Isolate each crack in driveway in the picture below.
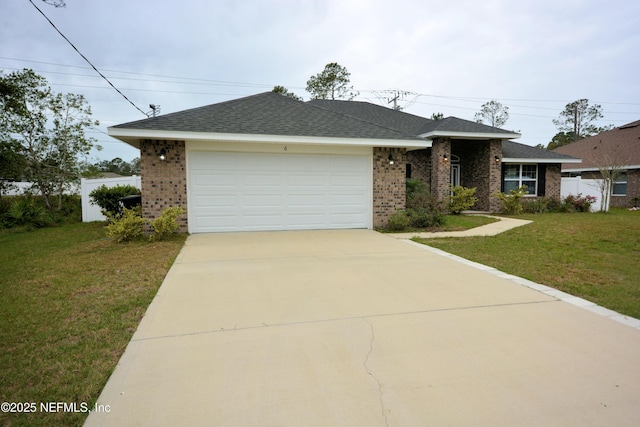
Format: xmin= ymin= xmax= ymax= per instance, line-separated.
xmin=363 ymin=317 xmax=390 ymax=427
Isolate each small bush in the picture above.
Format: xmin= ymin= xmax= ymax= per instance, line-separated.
xmin=409 ymin=207 xmax=446 ymax=228
xmin=522 ymin=197 xmax=552 ymax=214
xmin=562 ymin=193 xmax=596 ymax=212
xmin=447 ymin=186 xmax=477 ymax=214
xmin=493 ymin=185 xmax=528 ymax=215
xmin=89 ymin=184 xmax=140 ymax=218
xmin=406 ymin=178 xmax=428 ymax=197
xmin=106 ymin=206 xmax=146 ymax=242
xmin=4 ymin=197 xmax=50 ymax=229
xmin=48 ymin=195 xmax=82 ymax=224
xmin=388 ymin=209 xmax=412 ymax=231
xmin=150 ymin=206 xmax=185 ymax=240
xmin=406 ymin=179 xmax=432 ymax=211
xmin=386 ymin=179 xmax=447 ymax=231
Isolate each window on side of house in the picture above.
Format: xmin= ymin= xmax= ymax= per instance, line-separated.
xmin=613 ymin=172 xmax=627 ymax=196
xmin=504 ymin=164 xmax=537 ymax=196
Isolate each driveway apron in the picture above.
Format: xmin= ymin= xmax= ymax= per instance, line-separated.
xmin=85 ymin=230 xmax=640 ymax=427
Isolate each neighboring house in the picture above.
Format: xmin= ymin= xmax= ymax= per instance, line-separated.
xmin=553 ymin=120 xmax=640 ymax=208
xmin=108 ymin=92 xmax=579 ymax=233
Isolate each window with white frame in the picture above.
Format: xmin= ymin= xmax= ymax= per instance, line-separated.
xmin=504 ymin=164 xmax=537 ymax=195
xmin=613 ymin=172 xmax=627 ymax=196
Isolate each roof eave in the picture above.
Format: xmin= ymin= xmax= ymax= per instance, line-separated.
xmin=503 ymin=157 xmax=582 ymax=164
xmin=107 ymin=127 xmax=432 ymax=150
xmin=419 ymin=130 xmax=521 ymax=140
xmin=562 ymin=164 xmax=640 ymax=172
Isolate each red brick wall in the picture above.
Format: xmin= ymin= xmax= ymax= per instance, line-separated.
xmin=406 ymin=149 xmax=431 ymax=186
xmin=430 ymin=138 xmax=452 ymax=202
xmin=545 ymin=164 xmax=562 ymax=200
xmin=139 ymin=140 xmax=188 ymax=232
xmin=373 ymin=147 xmax=406 ymax=228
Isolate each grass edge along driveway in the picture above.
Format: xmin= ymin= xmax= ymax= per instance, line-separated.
xmin=0 ymin=222 xmax=186 ymax=427
xmin=417 ymin=208 xmax=640 ymax=320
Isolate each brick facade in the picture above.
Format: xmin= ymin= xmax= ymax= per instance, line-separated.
xmin=430 ymin=138 xmax=452 ymax=202
xmin=139 ymin=140 xmax=188 ymax=232
xmin=406 ymin=149 xmax=431 ymax=185
xmin=137 ymin=139 xmax=567 ymax=232
xmin=372 ymin=147 xmax=406 ymax=228
xmin=582 ymin=169 xmax=639 ymax=208
xmin=544 ymin=164 xmax=562 ymax=200
xmin=623 ymin=169 xmax=640 ymax=207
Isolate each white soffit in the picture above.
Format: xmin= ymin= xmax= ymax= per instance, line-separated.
xmin=108 ymin=128 xmax=432 ymax=150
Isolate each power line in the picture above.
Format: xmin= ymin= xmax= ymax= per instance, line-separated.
xmin=0 ymin=56 xmax=279 ymax=89
xmin=27 ymin=0 xmax=148 ymax=117
xmin=4 ymin=55 xmax=640 ymax=112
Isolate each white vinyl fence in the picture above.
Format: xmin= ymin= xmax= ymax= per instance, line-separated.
xmin=561 ymin=177 xmax=608 ymax=212
xmin=81 ymin=176 xmax=141 ymax=222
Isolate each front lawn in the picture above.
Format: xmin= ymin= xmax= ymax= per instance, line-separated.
xmin=416 ymin=209 xmax=640 ymax=319
xmin=380 ymin=213 xmax=498 ymax=233
xmin=0 ymin=223 xmax=186 ymax=427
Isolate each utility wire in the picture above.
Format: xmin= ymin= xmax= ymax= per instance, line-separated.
xmin=27 ymin=0 xmax=148 ymax=117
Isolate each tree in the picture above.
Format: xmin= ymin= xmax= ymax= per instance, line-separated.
xmin=552 ymin=99 xmax=612 ymax=143
xmin=0 ymin=69 xmax=98 ymax=210
xmin=0 ymin=140 xmax=27 ymax=196
xmin=430 ymin=112 xmax=444 ymax=121
xmin=595 ymin=156 xmax=624 ymax=212
xmin=546 ymin=131 xmax=575 ymax=150
xmin=306 ymin=62 xmax=359 ymax=100
xmin=474 ymin=100 xmax=509 ymax=128
xmin=95 ymin=157 xmax=133 ymax=175
xmin=81 ymin=157 xmax=141 ymax=177
xmin=272 ymin=85 xmax=302 ymax=101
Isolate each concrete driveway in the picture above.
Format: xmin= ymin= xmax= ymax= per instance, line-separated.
xmin=85 ymin=230 xmax=640 ymax=427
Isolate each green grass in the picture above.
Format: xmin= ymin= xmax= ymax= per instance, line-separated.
xmin=380 ymin=213 xmax=498 ymax=233
xmin=440 ymin=214 xmax=498 ymax=231
xmin=415 ymin=209 xmax=640 ymax=319
xmin=0 ymin=223 xmax=186 ymax=427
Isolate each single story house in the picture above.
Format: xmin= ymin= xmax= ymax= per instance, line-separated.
xmin=552 ymin=119 xmax=640 ymax=208
xmin=108 ymin=92 xmax=580 ymax=233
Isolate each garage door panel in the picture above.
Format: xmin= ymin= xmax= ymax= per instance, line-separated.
xmin=189 ymin=151 xmax=371 ymax=233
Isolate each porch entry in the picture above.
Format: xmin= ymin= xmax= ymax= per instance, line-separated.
xmin=450 ymin=154 xmax=460 ymax=188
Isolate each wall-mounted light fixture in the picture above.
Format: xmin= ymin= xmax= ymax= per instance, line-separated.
xmin=158 ymin=148 xmax=167 ymax=161
xmin=388 ymin=153 xmax=395 ymax=165
xmin=443 ymin=153 xmax=449 ymax=162
xmin=494 ymin=155 xmax=501 ymax=163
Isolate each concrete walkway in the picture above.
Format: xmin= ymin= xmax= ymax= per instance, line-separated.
xmin=386 ymin=215 xmax=533 ymax=239
xmin=85 ymin=230 xmax=640 ymax=427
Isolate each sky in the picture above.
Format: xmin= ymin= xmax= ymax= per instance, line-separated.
xmin=2 ymin=0 xmax=639 ymax=163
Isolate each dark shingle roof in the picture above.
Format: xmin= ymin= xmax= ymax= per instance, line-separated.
xmin=418 ymin=116 xmax=519 ymax=135
xmin=307 ymin=99 xmax=433 ymax=135
xmin=502 ymin=140 xmax=580 ymax=161
xmin=113 ymin=92 xmax=422 ymax=141
xmin=552 ymin=120 xmax=640 ymax=169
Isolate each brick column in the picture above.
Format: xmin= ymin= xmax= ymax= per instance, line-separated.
xmin=488 ymin=139 xmax=503 ymax=212
xmin=139 ymin=140 xmax=188 ymax=232
xmin=430 ymin=138 xmax=451 ymax=203
xmin=372 ymin=147 xmax=406 ymax=228
xmin=545 ymin=164 xmax=562 ymax=200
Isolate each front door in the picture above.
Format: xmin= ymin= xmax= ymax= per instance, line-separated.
xmin=451 ymin=164 xmax=460 ymax=188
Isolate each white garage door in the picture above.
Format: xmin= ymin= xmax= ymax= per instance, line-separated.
xmin=188 ymin=151 xmax=371 ymax=233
